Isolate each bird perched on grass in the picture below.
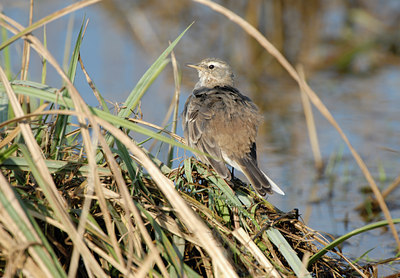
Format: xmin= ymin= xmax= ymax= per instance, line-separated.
xmin=182 ymin=58 xmax=285 ymax=198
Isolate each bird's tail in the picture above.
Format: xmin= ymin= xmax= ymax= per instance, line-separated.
xmin=261 ymin=170 xmax=285 ymax=196
xmin=239 ymin=158 xmax=285 ymax=197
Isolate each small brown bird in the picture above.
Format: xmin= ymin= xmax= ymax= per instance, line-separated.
xmin=182 ymin=58 xmax=285 ymax=197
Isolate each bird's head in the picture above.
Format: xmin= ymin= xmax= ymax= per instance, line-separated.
xmin=187 ymin=58 xmax=235 ymax=89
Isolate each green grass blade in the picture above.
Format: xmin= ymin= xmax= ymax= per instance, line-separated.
xmin=0 ymin=144 xmax=18 ymax=164
xmin=96 ymin=22 xmax=193 ymax=162
xmin=52 ymin=18 xmax=87 ymax=159
xmin=0 ymin=89 xmax=9 ymax=128
xmin=115 ymin=139 xmax=138 ymax=182
xmin=66 ymin=18 xmax=86 ymax=85
xmin=0 ymin=81 xmax=203 ymax=156
xmin=308 ymin=218 xmax=400 ymax=265
xmin=119 ymin=22 xmax=193 ymax=118
xmin=123 ymin=58 xmax=169 ymax=117
xmin=0 ymin=26 xmax=12 ymax=79
xmin=1 ymin=156 xmax=112 ymax=176
xmin=266 ymin=228 xmax=311 ymax=277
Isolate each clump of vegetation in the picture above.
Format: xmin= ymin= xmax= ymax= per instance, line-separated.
xmin=0 ymin=1 xmax=398 ymax=277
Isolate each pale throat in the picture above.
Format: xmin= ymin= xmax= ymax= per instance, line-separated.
xmin=195 ymin=74 xmax=234 ymax=89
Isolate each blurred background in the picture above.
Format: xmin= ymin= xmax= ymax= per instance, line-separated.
xmin=2 ymin=0 xmax=400 ymax=274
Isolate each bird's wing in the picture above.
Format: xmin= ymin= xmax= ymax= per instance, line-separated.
xmin=182 ymin=91 xmax=231 ymax=179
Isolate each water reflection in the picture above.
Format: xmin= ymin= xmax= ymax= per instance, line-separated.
xmin=3 ymin=0 xmax=400 ymax=274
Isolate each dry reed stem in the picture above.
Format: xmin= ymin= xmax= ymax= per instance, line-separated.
xmin=78 ymin=54 xmax=105 ymax=110
xmin=20 ymin=0 xmax=33 ymax=81
xmin=382 ymin=175 xmax=400 ymax=199
xmin=298 ymin=66 xmax=323 ymax=171
xmin=83 ymin=140 xmax=127 ymax=274
xmin=193 ymin=0 xmax=400 ymax=250
xmin=128 ymin=118 xmax=185 ymax=143
xmin=167 ymin=48 xmax=181 ymax=167
xmin=335 ymin=251 xmax=368 ymax=278
xmin=300 ymin=252 xmax=311 ymax=278
xmin=232 ymin=228 xmax=282 ymax=277
xmin=0 ymin=125 xmax=20 ymax=148
xmin=147 ymin=49 xmax=181 ymax=153
xmin=135 ymin=251 xmax=159 ymax=278
xmin=0 ymin=0 xmax=101 ymax=50
xmin=18 ymin=0 xmax=33 ymax=112
xmin=356 ymin=174 xmax=400 ymax=211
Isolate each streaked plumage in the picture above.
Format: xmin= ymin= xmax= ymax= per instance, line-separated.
xmin=182 ymin=58 xmax=285 ymax=197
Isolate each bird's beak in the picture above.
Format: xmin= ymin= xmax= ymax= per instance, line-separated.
xmin=186 ymin=63 xmax=203 ymax=71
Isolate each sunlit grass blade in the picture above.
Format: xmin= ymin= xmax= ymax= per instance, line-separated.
xmin=266 ymin=228 xmax=311 ymax=277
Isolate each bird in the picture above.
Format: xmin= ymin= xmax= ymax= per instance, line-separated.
xmin=182 ymin=58 xmax=285 ymax=198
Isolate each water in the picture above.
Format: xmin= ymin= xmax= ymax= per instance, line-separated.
xmin=2 ymin=0 xmax=400 ymax=275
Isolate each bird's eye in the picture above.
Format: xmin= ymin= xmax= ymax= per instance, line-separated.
xmin=208 ymin=64 xmax=214 ymax=69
